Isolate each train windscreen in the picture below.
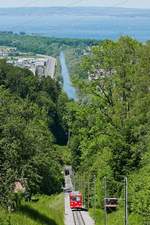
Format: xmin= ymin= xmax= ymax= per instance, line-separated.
xmin=71 ymin=196 xmax=81 ymax=202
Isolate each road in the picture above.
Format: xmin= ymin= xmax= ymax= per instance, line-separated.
xmin=46 ymin=56 xmax=57 ymax=79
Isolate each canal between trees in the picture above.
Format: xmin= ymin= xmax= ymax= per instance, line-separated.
xmin=59 ymin=52 xmax=76 ymax=100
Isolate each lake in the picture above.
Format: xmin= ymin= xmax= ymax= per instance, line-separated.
xmin=0 ymin=7 xmax=150 ymax=41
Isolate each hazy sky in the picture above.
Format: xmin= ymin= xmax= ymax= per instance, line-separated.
xmin=0 ymin=0 xmax=150 ymax=8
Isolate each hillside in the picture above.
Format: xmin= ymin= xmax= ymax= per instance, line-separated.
xmin=0 ymin=34 xmax=150 ymax=225
xmin=0 ymin=33 xmax=96 ymax=57
xmin=65 ymin=37 xmax=150 ymax=224
xmin=0 ymin=59 xmax=70 ymax=213
xmin=0 ymin=194 xmax=64 ymax=225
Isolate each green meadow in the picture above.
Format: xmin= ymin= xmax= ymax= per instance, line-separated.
xmin=0 ymin=194 xmax=64 ymax=225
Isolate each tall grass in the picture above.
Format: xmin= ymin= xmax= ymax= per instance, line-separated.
xmin=0 ymin=194 xmax=64 ymax=225
xmin=90 ymin=208 xmax=143 ymax=225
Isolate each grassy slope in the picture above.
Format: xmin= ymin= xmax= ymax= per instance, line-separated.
xmin=0 ymin=194 xmax=64 ymax=225
xmin=90 ymin=208 xmax=143 ymax=225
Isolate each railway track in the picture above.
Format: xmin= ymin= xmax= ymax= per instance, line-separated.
xmin=72 ymin=210 xmax=86 ymax=225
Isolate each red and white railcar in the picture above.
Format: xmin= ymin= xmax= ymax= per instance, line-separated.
xmin=69 ymin=191 xmax=83 ymax=209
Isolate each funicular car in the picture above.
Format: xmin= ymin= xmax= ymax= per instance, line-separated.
xmin=69 ymin=191 xmax=83 ymax=209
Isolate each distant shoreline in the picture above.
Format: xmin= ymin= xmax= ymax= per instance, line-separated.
xmin=0 ymin=6 xmax=150 ymax=10
xmin=0 ymin=7 xmax=149 ymax=41
xmin=0 ymin=31 xmax=98 ymax=41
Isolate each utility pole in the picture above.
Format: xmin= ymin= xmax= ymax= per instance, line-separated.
xmin=80 ymin=175 xmax=82 ymax=192
xmin=94 ymin=175 xmax=96 ymax=222
xmin=87 ymin=177 xmax=90 ymax=210
xmin=124 ymin=177 xmax=128 ymax=225
xmin=83 ymin=175 xmax=86 ymax=209
xmin=82 ymin=174 xmax=85 ymax=207
xmin=104 ymin=177 xmax=108 ymax=225
xmin=73 ymin=175 xmax=76 ymax=191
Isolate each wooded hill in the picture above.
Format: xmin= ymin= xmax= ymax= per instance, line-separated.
xmin=66 ymin=37 xmax=150 ymax=224
xmin=0 ymin=32 xmax=97 ymax=57
xmin=0 ymin=59 xmax=69 ymax=209
xmin=1 ymin=34 xmax=150 ymax=224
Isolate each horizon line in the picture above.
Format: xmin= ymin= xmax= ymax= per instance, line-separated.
xmin=0 ymin=6 xmax=149 ymax=10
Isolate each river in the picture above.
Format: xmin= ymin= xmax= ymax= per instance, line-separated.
xmin=59 ymin=52 xmax=76 ymax=100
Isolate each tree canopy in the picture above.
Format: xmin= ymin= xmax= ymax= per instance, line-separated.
xmin=0 ymin=60 xmax=69 ymax=208
xmin=66 ymin=37 xmax=150 ymax=217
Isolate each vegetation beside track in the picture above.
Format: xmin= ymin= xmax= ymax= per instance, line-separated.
xmin=1 ymin=32 xmax=150 ymax=224
xmin=0 ymin=194 xmax=64 ymax=225
xmin=90 ymin=208 xmax=143 ymax=225
xmin=67 ymin=37 xmax=150 ymax=222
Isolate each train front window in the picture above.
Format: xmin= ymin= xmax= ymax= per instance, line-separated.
xmin=71 ymin=196 xmax=81 ymax=202
xmin=71 ymin=196 xmax=76 ymax=201
xmin=76 ymin=197 xmax=80 ymax=202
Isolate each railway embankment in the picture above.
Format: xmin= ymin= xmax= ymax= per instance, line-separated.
xmin=64 ymin=168 xmax=95 ymax=225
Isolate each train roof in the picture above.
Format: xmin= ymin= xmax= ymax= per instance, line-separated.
xmin=70 ymin=191 xmax=82 ymax=196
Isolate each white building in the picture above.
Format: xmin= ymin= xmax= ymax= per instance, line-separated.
xmin=7 ymin=56 xmax=57 ymax=79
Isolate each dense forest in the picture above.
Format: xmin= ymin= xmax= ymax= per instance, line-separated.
xmin=0 ymin=59 xmax=70 ymax=212
xmin=1 ymin=33 xmax=150 ymax=225
xmin=66 ymin=37 xmax=150 ymax=224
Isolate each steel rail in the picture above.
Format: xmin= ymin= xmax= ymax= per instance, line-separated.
xmin=79 ymin=211 xmax=86 ymax=225
xmin=72 ymin=211 xmax=77 ymax=225
xmin=72 ymin=210 xmax=86 ymax=225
